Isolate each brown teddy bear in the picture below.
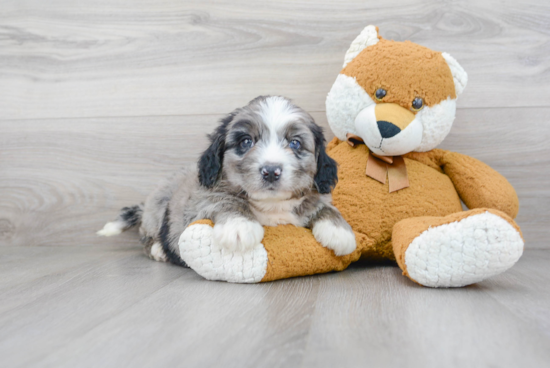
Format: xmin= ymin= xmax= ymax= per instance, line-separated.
xmin=178 ymin=25 xmax=524 ymax=287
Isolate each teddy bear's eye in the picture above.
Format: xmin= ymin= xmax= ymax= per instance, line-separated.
xmin=411 ymin=97 xmax=424 ymax=111
xmin=375 ymin=88 xmax=387 ymax=101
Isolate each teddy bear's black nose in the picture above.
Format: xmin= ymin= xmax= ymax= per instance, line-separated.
xmin=377 ymin=121 xmax=401 ymax=138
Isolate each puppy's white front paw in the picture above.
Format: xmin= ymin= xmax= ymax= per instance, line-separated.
xmin=313 ymin=219 xmax=356 ymax=256
xmin=213 ymin=217 xmax=265 ymax=252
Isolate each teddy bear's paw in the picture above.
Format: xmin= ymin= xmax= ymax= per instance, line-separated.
xmin=404 ymin=212 xmax=524 ymax=288
xmin=179 ymin=222 xmax=268 ymax=283
xmin=312 ymin=219 xmax=357 ymax=256
xmin=213 ymin=217 xmax=265 ymax=252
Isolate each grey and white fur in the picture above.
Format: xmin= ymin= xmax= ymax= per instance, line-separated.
xmin=98 ymin=96 xmax=356 ymax=266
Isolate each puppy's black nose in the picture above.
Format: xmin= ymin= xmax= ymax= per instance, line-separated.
xmin=377 ymin=120 xmax=401 ymax=138
xmin=260 ymin=166 xmax=282 ymax=183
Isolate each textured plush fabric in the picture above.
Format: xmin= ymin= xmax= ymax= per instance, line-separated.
xmin=178 ymin=25 xmax=523 ymax=287
xmin=326 ymin=73 xmax=376 ymax=142
xmin=341 ymin=38 xmax=456 ymax=109
xmin=392 ymin=208 xmax=523 ymax=287
xmin=179 ymin=140 xmax=522 ymax=284
xmin=329 ymin=139 xmax=463 ymax=261
xmin=440 ymin=152 xmax=520 ymax=218
xmin=326 ymin=31 xmax=465 ymax=152
xmin=179 ymin=220 xmax=268 ymax=283
xmin=179 ymin=219 xmax=367 ymax=283
xmin=441 ymin=52 xmax=468 ymax=96
xmin=342 ymin=25 xmax=381 ymax=68
xmin=260 ymin=225 xmax=364 ymax=282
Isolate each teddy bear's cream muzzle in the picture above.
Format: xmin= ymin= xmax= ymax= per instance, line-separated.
xmin=354 ymin=103 xmax=424 ymax=156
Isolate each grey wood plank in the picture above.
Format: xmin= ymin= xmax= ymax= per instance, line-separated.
xmin=1 ymin=108 xmax=547 ymax=249
xmin=0 ymin=246 xmax=136 ymax=292
xmin=36 ymin=276 xmax=320 ymax=368
xmin=479 ymin=249 xmax=550 ymax=338
xmin=0 ymin=247 xmax=186 ymax=368
xmin=1 ymin=0 xmax=549 ymax=120
xmin=300 ymin=254 xmax=550 ymax=368
xmin=1 ymin=247 xmax=549 ymax=368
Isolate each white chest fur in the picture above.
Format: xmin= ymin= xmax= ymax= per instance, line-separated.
xmin=250 ymin=197 xmax=305 ymax=227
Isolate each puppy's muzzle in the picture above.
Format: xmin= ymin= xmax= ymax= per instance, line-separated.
xmin=260 ymin=165 xmax=282 ymax=183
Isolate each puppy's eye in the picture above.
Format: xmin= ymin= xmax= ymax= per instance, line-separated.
xmin=289 ymin=139 xmax=301 ymax=150
xmin=411 ymin=97 xmax=424 ymax=111
xmin=240 ymin=138 xmax=254 ymax=150
xmin=375 ymin=88 xmax=387 ymax=101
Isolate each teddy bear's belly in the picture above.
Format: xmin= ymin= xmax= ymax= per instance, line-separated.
xmin=331 ymin=146 xmax=462 ymax=260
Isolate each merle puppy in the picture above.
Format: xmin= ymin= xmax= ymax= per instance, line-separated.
xmin=98 ymin=96 xmax=356 ymax=265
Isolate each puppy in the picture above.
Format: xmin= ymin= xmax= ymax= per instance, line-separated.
xmin=98 ymin=96 xmax=356 ymax=266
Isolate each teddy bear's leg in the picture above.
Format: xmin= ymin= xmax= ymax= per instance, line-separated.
xmin=392 ymin=208 xmax=524 ymax=288
xmin=179 ymin=220 xmax=367 ymax=283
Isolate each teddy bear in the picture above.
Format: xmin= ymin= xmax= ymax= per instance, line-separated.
xmin=178 ymin=25 xmax=524 ymax=287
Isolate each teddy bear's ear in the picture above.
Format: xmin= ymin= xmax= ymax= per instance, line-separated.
xmin=442 ymin=52 xmax=468 ymax=96
xmin=342 ymin=25 xmax=381 ymax=68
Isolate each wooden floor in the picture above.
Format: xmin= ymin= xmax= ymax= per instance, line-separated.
xmin=1 ymin=0 xmax=550 ymax=367
xmin=0 ymin=246 xmax=549 ymax=368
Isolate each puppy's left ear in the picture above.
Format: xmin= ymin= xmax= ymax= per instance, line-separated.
xmin=312 ymin=125 xmax=338 ymax=194
xmin=198 ymin=114 xmax=233 ymax=188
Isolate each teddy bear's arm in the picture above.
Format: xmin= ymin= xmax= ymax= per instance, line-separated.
xmin=439 ymin=151 xmax=519 ymax=218
xmin=179 ymin=220 xmax=367 ymax=283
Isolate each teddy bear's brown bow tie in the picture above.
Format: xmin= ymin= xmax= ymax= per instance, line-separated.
xmin=346 ymin=133 xmax=410 ymax=193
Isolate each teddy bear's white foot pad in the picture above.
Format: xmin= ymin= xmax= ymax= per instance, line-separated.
xmin=179 ymin=223 xmax=268 ymax=283
xmin=405 ymin=212 xmax=524 ymax=288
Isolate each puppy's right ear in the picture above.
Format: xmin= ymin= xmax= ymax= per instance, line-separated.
xmin=310 ymin=124 xmax=338 ymax=194
xmin=198 ymin=114 xmax=233 ymax=188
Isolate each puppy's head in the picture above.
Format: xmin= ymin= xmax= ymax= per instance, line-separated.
xmin=198 ymin=96 xmax=337 ymax=199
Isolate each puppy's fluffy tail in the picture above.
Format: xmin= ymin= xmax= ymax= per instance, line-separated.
xmin=97 ymin=204 xmax=143 ymax=237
